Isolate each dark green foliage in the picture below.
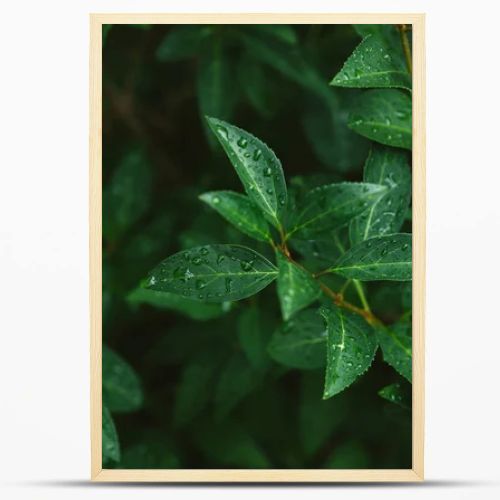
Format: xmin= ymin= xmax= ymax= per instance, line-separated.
xmin=103 ymin=23 xmax=412 ymax=470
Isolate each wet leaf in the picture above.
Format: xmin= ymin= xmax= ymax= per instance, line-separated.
xmin=287 ymin=182 xmax=387 ymax=238
xmin=145 ymin=244 xmax=277 ymax=302
xmin=102 ymin=346 xmax=143 ymax=413
xmin=377 ymin=318 xmax=412 ymax=382
xmin=126 ymin=287 xmax=232 ymax=321
xmin=331 ymin=34 xmax=411 ymax=90
xmin=378 ymin=381 xmax=411 ymax=409
xmin=320 ymin=304 xmax=378 ymax=398
xmin=102 ymin=405 xmax=120 ymax=465
xmin=206 ymin=117 xmax=287 ymax=228
xmin=276 ymin=251 xmax=321 ymax=320
xmin=349 ymin=145 xmax=411 ymax=245
xmin=268 ymin=309 xmax=327 ymax=369
xmin=329 ymin=233 xmax=412 ymax=281
xmin=199 ymin=190 xmax=272 ymax=243
xmin=348 ymin=89 xmax=412 ymax=149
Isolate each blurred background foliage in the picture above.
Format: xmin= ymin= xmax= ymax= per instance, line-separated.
xmin=102 ymin=23 xmax=411 ymax=469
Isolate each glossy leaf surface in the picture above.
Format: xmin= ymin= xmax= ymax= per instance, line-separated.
xmin=102 ymin=346 xmax=143 ymax=413
xmin=127 ymin=287 xmax=232 ymax=321
xmin=348 ymin=89 xmax=412 ymax=149
xmin=276 ymin=251 xmax=321 ymax=320
xmin=199 ymin=191 xmax=271 ymax=242
xmin=146 ymin=244 xmax=277 ymax=302
xmin=378 ymin=381 xmax=411 ymax=409
xmin=321 ymin=304 xmax=377 ymax=398
xmin=206 ymin=117 xmax=287 ymax=228
xmin=268 ymin=309 xmax=327 ymax=369
xmin=331 ymin=34 xmax=411 ymax=90
xmin=349 ymin=145 xmax=411 ymax=245
xmin=377 ymin=319 xmax=412 ymax=382
xmin=330 ymin=233 xmax=412 ymax=281
xmin=288 ymin=182 xmax=387 ymax=238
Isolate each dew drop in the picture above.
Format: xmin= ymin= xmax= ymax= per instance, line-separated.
xmin=237 ymin=137 xmax=248 ymax=149
xmin=216 ymin=125 xmax=228 ymax=140
xmin=200 ymin=247 xmax=209 ymax=256
xmin=263 ymin=166 xmax=272 ymax=177
xmin=225 ymin=277 xmax=232 ymax=292
xmin=217 ymin=255 xmax=225 ymax=265
xmin=195 ymin=279 xmax=206 ymax=290
xmin=192 ymin=256 xmax=202 ymax=265
xmin=253 ymin=149 xmax=262 ymax=161
xmin=212 ymin=196 xmax=220 ymax=204
xmin=381 ymin=248 xmax=388 ymax=256
xmin=266 ymin=188 xmax=273 ymax=195
xmin=402 ymin=243 xmax=409 ymax=251
xmin=240 ymin=260 xmax=254 ymax=271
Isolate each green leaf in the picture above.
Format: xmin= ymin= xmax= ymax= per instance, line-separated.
xmin=352 ymin=24 xmax=407 ymax=71
xmin=102 ymin=405 xmax=120 ymax=465
xmin=102 ymin=346 xmax=143 ymax=413
xmin=287 ymin=182 xmax=387 ymax=238
xmin=348 ymin=89 xmax=412 ymax=149
xmin=299 ymin=372 xmax=347 ymax=457
xmin=238 ymin=54 xmax=282 ymax=119
xmin=146 ymin=244 xmax=277 ymax=302
xmin=378 ymin=381 xmax=411 ymax=409
xmin=102 ymin=25 xmax=112 ymax=45
xmin=237 ymin=306 xmax=271 ymax=370
xmin=198 ymin=39 xmax=238 ymax=125
xmin=156 ymin=25 xmax=211 ymax=62
xmin=331 ymin=35 xmax=411 ymax=90
xmin=173 ymin=352 xmax=222 ymax=427
xmin=238 ymin=31 xmax=316 ymax=88
xmin=194 ymin=421 xmax=270 ymax=468
xmin=324 ymin=440 xmax=371 ymax=468
xmin=199 ymin=191 xmax=272 ymax=243
xmin=206 ymin=117 xmax=287 ymax=228
xmin=214 ymin=352 xmax=261 ymax=419
xmin=103 ymin=150 xmax=152 ymax=242
xmin=268 ymin=309 xmax=327 ymax=369
xmin=276 ymin=251 xmax=321 ymax=320
xmin=320 ymin=304 xmax=377 ymax=398
xmin=121 ymin=439 xmax=180 ymax=469
xmin=245 ymin=25 xmax=298 ymax=45
xmin=349 ymin=145 xmax=411 ymax=245
xmin=377 ymin=319 xmax=412 ymax=382
xmin=127 ymin=287 xmax=232 ymax=321
xmin=329 ymin=233 xmax=412 ymax=281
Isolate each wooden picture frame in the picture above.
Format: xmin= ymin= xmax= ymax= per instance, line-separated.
xmin=90 ymin=12 xmax=425 ymax=482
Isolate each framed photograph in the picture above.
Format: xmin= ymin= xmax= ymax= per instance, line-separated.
xmin=90 ymin=13 xmax=425 ymax=482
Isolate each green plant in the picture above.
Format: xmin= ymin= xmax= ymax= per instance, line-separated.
xmin=102 ymin=23 xmax=412 ymax=469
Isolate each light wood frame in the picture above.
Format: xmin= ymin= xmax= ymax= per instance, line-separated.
xmin=90 ymin=12 xmax=425 ymax=483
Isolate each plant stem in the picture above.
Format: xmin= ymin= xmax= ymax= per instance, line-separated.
xmin=318 ymin=282 xmax=382 ymax=326
xmin=398 ymin=24 xmax=412 ymax=74
xmin=282 ymin=233 xmax=382 ymax=326
xmin=353 ymin=279 xmax=371 ymax=312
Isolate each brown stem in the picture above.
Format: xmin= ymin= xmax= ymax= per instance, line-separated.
xmin=319 ymin=283 xmax=382 ymax=326
xmin=398 ymin=24 xmax=412 ymax=74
